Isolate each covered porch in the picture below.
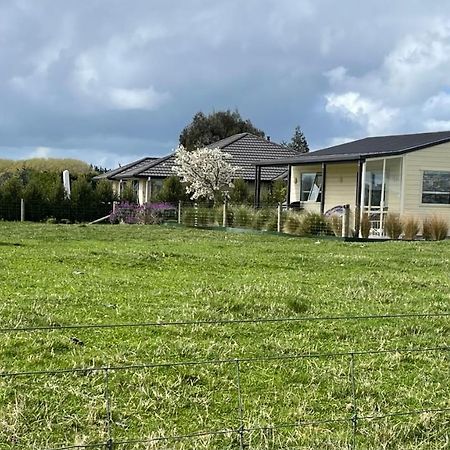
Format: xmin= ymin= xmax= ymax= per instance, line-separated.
xmin=255 ymin=155 xmax=404 ymax=236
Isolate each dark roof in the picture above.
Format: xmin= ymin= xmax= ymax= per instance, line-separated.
xmin=109 ymin=157 xmax=160 ymax=179
xmin=137 ymin=133 xmax=300 ymax=181
xmin=92 ymin=157 xmax=159 ymax=180
xmin=207 ymin=133 xmax=299 ymax=180
xmin=256 ymin=130 xmax=450 ymax=166
xmin=138 ymin=154 xmax=176 ymax=178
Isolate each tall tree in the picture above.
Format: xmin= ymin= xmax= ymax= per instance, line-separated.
xmin=286 ymin=126 xmax=309 ymax=153
xmin=179 ymin=110 xmax=265 ymax=150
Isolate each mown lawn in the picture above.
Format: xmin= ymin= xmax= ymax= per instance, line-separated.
xmin=0 ymin=222 xmax=449 ymax=449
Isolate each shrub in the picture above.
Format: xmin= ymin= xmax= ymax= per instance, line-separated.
xmin=360 ymin=213 xmax=371 ymax=238
xmin=182 ymin=207 xmax=196 ymax=227
xmin=283 ymin=211 xmax=302 ymax=234
xmin=297 ymin=212 xmax=331 ymax=236
xmin=422 ymin=218 xmax=432 ymax=241
xmin=252 ymin=208 xmax=273 ymax=230
xmin=328 ymin=215 xmax=342 ymax=237
xmin=384 ymin=214 xmax=402 ymax=239
xmin=231 ymin=205 xmax=254 ymax=228
xmin=402 ymin=216 xmax=420 ymax=240
xmin=425 ymin=216 xmax=448 ymax=241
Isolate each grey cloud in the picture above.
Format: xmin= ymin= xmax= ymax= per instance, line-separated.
xmin=2 ymin=0 xmax=450 ymax=167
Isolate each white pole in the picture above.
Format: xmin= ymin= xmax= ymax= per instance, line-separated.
xmin=360 ymin=161 xmax=366 ymax=236
xmin=20 ymin=198 xmax=25 ymax=222
xmin=342 ymin=204 xmax=350 ymax=238
xmin=277 ymin=203 xmax=282 ymax=232
xmin=380 ymin=158 xmax=386 ymax=233
xmin=178 ymin=201 xmax=182 ymax=224
xmin=222 ymin=200 xmax=227 ymax=227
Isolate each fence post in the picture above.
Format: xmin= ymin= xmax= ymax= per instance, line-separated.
xmin=235 ymin=359 xmax=245 ymax=450
xmin=342 ymin=204 xmax=350 ymax=238
xmin=104 ymin=367 xmax=114 ymax=450
xmin=277 ymin=203 xmax=282 ymax=233
xmin=112 ymin=201 xmax=117 ymax=214
xmin=194 ymin=202 xmax=198 ymax=228
xmin=350 ymin=353 xmax=358 ymax=449
xmin=178 ymin=201 xmax=182 ymax=224
xmin=223 ymin=200 xmax=227 ymax=228
xmin=20 ymin=198 xmax=25 ymax=222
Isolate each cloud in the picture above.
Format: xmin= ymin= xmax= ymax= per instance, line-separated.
xmin=325 ymin=92 xmax=399 ymax=136
xmin=108 ymin=87 xmax=169 ymax=110
xmin=28 ymin=146 xmax=52 ymax=158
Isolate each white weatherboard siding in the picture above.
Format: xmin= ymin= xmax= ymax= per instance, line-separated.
xmin=403 ymin=142 xmax=450 ymax=228
xmin=324 ymin=163 xmax=358 ymax=212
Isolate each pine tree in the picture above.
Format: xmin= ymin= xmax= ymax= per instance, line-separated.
xmin=288 ymin=126 xmax=309 ymax=153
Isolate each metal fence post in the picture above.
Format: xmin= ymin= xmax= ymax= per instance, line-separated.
xmin=194 ymin=202 xmax=198 ymax=228
xmin=277 ymin=203 xmax=282 ymax=233
xmin=350 ymin=353 xmax=358 ymax=449
xmin=178 ymin=201 xmax=182 ymax=224
xmin=104 ymin=368 xmax=114 ymax=450
xmin=235 ymin=359 xmax=245 ymax=450
xmin=20 ymin=198 xmax=25 ymax=222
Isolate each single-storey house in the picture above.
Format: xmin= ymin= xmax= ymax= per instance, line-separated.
xmin=94 ymin=133 xmax=299 ymax=204
xmin=255 ymin=130 xmax=450 ymax=235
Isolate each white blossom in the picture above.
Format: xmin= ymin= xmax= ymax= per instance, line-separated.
xmin=173 ymin=145 xmax=238 ymax=201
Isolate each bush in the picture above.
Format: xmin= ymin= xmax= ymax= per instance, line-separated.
xmin=423 ymin=216 xmax=448 ymax=241
xmin=252 ymin=208 xmax=277 ymax=231
xmin=328 ymin=215 xmax=342 ymax=237
xmin=402 ymin=216 xmax=420 ymax=240
xmin=231 ymin=205 xmax=254 ymax=228
xmin=422 ymin=218 xmax=432 ymax=241
xmin=283 ymin=211 xmax=302 ymax=234
xmin=182 ymin=207 xmax=196 ymax=227
xmin=297 ymin=212 xmax=331 ymax=236
xmin=110 ymin=202 xmax=175 ymax=225
xmin=384 ymin=214 xmax=402 ymax=239
xmin=360 ymin=213 xmax=371 ymax=238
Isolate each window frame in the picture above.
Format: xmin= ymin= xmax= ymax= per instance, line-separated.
xmin=300 ymin=172 xmax=322 ymax=203
xmin=421 ymin=170 xmax=450 ymax=205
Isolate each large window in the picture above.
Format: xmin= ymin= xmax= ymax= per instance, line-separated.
xmin=422 ymin=171 xmax=450 ymax=204
xmin=300 ymin=173 xmax=322 ymax=202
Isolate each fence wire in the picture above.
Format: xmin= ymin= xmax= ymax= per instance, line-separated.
xmin=0 ymin=313 xmax=449 ymax=449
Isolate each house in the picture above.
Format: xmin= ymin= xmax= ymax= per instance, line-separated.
xmin=94 ymin=133 xmax=300 ymax=204
xmin=254 ymin=131 xmax=450 ymax=235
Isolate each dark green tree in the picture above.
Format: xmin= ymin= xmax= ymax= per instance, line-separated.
xmin=229 ymin=178 xmax=250 ymax=204
xmin=71 ymin=176 xmax=97 ymax=221
xmin=286 ymin=126 xmax=309 ymax=153
xmin=157 ymin=176 xmax=188 ymax=203
xmin=179 ymin=110 xmax=265 ymax=150
xmin=0 ymin=175 xmax=23 ymax=220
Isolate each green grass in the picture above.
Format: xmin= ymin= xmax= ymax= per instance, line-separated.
xmin=0 ymin=223 xmax=449 ymax=449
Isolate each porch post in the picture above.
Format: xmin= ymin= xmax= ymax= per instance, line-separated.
xmin=146 ymin=177 xmax=152 ymax=202
xmin=286 ymin=165 xmax=291 ymax=207
xmin=254 ymin=166 xmax=262 ymax=208
xmin=355 ymin=159 xmax=364 ymax=236
xmin=320 ymin=163 xmax=327 ymax=215
xmin=380 ymin=158 xmax=386 ymax=232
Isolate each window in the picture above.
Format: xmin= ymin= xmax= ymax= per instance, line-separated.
xmin=300 ymin=173 xmax=322 ymax=202
xmin=422 ymin=171 xmax=450 ymax=204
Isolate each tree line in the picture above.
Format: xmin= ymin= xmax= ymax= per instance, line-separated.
xmin=0 ymin=169 xmax=115 ymax=222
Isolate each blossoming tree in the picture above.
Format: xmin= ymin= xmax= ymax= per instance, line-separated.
xmin=173 ymin=145 xmax=238 ymax=201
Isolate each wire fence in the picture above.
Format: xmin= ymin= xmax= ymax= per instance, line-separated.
xmin=1 ymin=312 xmax=449 ymax=449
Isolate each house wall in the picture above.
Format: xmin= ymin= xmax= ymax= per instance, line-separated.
xmin=138 ymin=179 xmax=147 ymax=205
xmin=323 ymin=163 xmax=358 ymax=212
xmin=403 ymin=142 xmax=450 ymax=227
xmin=112 ymin=180 xmax=121 ymax=196
xmin=290 ymin=163 xmax=358 ymax=215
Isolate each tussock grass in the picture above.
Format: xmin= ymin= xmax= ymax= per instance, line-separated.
xmin=0 ymin=223 xmax=449 ymax=448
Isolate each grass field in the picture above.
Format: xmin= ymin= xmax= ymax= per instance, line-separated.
xmin=0 ymin=222 xmax=449 ymax=449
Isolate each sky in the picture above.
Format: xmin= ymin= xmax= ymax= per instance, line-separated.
xmin=1 ymin=0 xmax=450 ymax=169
